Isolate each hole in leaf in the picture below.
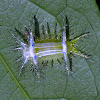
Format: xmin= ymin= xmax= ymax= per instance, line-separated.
xmin=96 ymin=0 xmax=100 ymax=10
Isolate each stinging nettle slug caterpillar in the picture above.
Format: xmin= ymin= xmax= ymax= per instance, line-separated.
xmin=12 ymin=15 xmax=89 ymax=76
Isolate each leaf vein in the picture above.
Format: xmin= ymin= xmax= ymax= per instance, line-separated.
xmin=0 ymin=54 xmax=31 ymax=100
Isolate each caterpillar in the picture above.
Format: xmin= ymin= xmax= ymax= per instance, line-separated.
xmin=13 ymin=15 xmax=89 ymax=76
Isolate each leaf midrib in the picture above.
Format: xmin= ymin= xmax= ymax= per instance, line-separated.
xmin=0 ymin=54 xmax=30 ymax=100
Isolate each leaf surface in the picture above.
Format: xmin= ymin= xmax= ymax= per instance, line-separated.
xmin=0 ymin=0 xmax=100 ymax=100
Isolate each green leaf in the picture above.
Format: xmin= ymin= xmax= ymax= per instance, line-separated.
xmin=0 ymin=0 xmax=100 ymax=99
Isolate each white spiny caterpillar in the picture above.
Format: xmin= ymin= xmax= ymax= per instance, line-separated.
xmin=13 ymin=30 xmax=69 ymax=75
xmin=13 ymin=15 xmax=89 ymax=76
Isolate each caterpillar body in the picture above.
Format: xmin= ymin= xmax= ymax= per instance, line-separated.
xmin=13 ymin=15 xmax=88 ymax=76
